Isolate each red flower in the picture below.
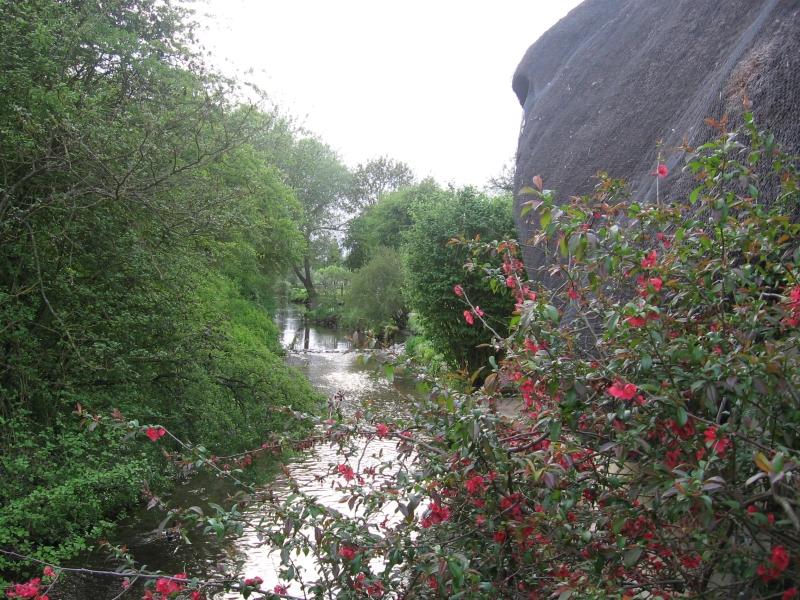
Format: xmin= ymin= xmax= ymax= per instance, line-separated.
xmin=337 ymin=464 xmax=355 ymax=481
xmin=5 ymin=578 xmax=41 ymax=598
xmin=625 ymin=316 xmax=646 ymax=327
xmin=637 ymin=275 xmax=662 ymax=296
xmin=665 ymin=450 xmax=681 ymax=468
xmin=493 ymin=530 xmax=507 ymax=543
xmin=274 ymin=585 xmax=288 ymax=595
xmin=367 ymin=581 xmax=384 ymax=597
xmin=42 ymin=568 xmax=55 ymax=578
xmin=454 ymin=285 xmax=464 ymax=297
xmin=465 ymin=475 xmax=485 ymax=495
xmin=651 ymin=164 xmax=669 ymax=177
xmin=771 ymin=545 xmax=791 ymax=570
xmin=525 ymin=339 xmax=539 ymax=353
xmin=474 ymin=306 xmax=484 ymax=317
xmin=156 ymin=575 xmax=185 ymax=594
xmin=567 ymin=287 xmax=578 ymax=300
xmin=703 ymin=426 xmax=730 ymax=454
xmin=463 ymin=310 xmax=474 ymax=325
xmin=668 ymin=419 xmax=695 ymax=439
xmin=145 ymin=427 xmax=166 ymax=441
xmin=375 ymin=423 xmax=388 ymax=437
xmin=421 ymin=502 xmax=450 ymax=528
xmin=641 ymin=250 xmax=658 ymax=268
xmin=681 ymin=555 xmax=702 ymax=569
xmin=608 ymin=378 xmax=637 ymax=400
xmin=757 ymin=564 xmax=782 ymax=583
xmin=783 ymin=588 xmax=798 ymax=600
xmin=338 ymin=547 xmax=356 ymax=560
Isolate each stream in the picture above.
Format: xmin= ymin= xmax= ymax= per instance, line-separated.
xmin=58 ymin=306 xmax=416 ymax=599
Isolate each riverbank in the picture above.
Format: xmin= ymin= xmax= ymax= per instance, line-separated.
xmin=56 ymin=307 xmax=416 ymax=599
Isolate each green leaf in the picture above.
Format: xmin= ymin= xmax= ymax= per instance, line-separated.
xmin=540 ymin=208 xmax=551 ymax=229
xmin=545 ymin=305 xmax=559 ymax=323
xmin=624 ymin=547 xmax=643 ymax=567
xmin=549 ymin=419 xmax=562 ymax=442
xmin=676 ymin=406 xmax=688 ymax=427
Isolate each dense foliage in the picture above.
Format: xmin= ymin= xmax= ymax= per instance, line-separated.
xmin=343 ymin=181 xmax=420 ymax=270
xmin=404 ymin=184 xmax=522 ymax=372
xmin=348 ymin=156 xmax=415 ymax=211
xmin=0 ymin=0 xmax=320 ymax=578
xmin=21 ymin=113 xmax=797 ymax=600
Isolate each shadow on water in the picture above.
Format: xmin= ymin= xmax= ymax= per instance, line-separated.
xmin=57 ymin=306 xmax=416 ymax=599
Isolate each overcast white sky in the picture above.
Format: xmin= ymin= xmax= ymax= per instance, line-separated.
xmin=198 ymin=1 xmax=583 ymax=188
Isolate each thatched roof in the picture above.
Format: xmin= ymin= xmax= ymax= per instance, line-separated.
xmin=513 ymin=0 xmax=800 ymax=284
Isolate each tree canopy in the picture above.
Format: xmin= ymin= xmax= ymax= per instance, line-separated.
xmin=403 ymin=184 xmax=521 ymax=372
xmin=348 ymin=155 xmax=415 ymax=210
xmin=0 ymin=0 xmax=320 ymax=574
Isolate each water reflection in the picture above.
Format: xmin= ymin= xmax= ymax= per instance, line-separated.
xmin=274 ymin=307 xmax=352 ymax=352
xmin=60 ymin=306 xmax=416 ymax=600
xmin=223 ymin=307 xmax=416 ymax=597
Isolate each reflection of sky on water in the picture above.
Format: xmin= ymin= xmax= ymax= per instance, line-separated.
xmin=58 ymin=307 xmax=416 ymax=600
xmin=274 ymin=307 xmax=353 ymax=352
xmin=219 ymin=308 xmax=417 ymax=598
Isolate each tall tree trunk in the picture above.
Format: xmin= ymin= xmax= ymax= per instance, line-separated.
xmin=292 ymin=256 xmax=317 ymax=307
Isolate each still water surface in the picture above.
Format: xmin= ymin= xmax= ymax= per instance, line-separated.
xmin=60 ymin=307 xmax=415 ymax=599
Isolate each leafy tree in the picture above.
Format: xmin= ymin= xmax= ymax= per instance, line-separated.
xmin=343 ymin=246 xmax=408 ymax=330
xmin=349 ymin=155 xmax=415 ymax=210
xmin=403 ymin=185 xmax=520 ymax=372
xmin=486 ymin=157 xmax=515 ymax=194
xmin=316 ymin=264 xmax=351 ymax=297
xmin=325 ymin=238 xmax=343 ymax=267
xmin=276 ymin=136 xmax=352 ymax=302
xmin=343 ymin=179 xmax=433 ymax=270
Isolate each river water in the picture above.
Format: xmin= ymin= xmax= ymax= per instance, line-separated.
xmin=58 ymin=307 xmax=416 ymax=599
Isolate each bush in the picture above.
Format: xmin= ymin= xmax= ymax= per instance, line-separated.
xmin=8 ymin=116 xmax=800 ymax=600
xmin=304 ymin=296 xmax=343 ymax=327
xmin=343 ymin=247 xmax=407 ymax=331
xmin=404 ymin=186 xmax=521 ymax=373
xmin=290 ymin=287 xmax=309 ymax=304
xmin=236 ymin=114 xmax=800 ymax=599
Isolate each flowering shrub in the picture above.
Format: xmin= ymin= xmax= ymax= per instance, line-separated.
xmin=277 ymin=113 xmax=797 ymax=599
xmin=5 ymin=114 xmax=799 ymax=600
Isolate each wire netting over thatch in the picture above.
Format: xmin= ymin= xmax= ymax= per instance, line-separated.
xmin=512 ymin=0 xmax=800 ymax=287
